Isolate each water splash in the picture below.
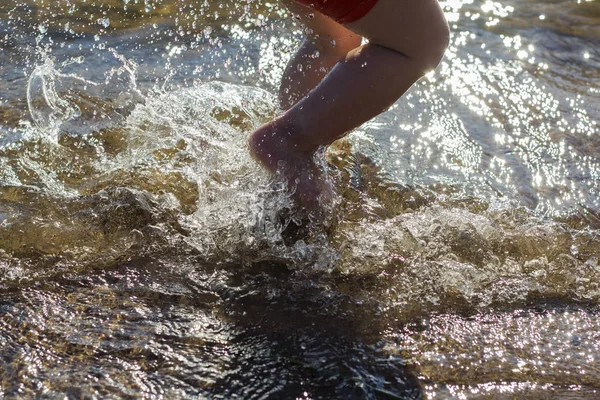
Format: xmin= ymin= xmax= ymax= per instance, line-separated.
xmin=2 ymin=0 xmax=600 ymax=398
xmin=26 ymin=51 xmax=143 ymax=140
xmin=27 ymin=58 xmax=79 ymax=135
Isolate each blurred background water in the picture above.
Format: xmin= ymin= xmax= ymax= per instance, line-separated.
xmin=0 ymin=0 xmax=599 ymax=398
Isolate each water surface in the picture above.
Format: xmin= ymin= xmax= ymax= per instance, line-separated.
xmin=1 ymin=0 xmax=600 ymax=398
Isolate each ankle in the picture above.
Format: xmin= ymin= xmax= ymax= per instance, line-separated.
xmin=276 ymin=113 xmax=324 ymax=154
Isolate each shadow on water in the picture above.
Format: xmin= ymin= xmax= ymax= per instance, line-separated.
xmin=1 ymin=256 xmax=423 ymax=399
xmin=211 ymin=261 xmax=423 ymax=399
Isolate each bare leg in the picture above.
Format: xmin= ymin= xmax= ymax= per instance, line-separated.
xmin=279 ymin=1 xmax=362 ymax=109
xmin=249 ymin=0 xmax=449 ymax=207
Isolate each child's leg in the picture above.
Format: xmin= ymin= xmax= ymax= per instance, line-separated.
xmin=278 ymin=0 xmax=362 ymax=109
xmin=249 ymin=0 xmax=449 ymax=203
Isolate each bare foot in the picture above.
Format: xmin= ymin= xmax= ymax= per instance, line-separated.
xmin=248 ymin=118 xmax=332 ymax=210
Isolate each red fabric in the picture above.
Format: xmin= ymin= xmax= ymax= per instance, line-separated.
xmin=293 ymin=0 xmax=378 ymax=24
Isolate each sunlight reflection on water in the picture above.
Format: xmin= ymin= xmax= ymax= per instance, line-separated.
xmin=0 ymin=0 xmax=599 ymax=398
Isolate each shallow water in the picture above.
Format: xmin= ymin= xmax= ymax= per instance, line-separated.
xmin=1 ymin=0 xmax=599 ymax=398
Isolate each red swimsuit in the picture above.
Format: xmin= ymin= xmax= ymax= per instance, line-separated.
xmin=293 ymin=0 xmax=379 ymax=24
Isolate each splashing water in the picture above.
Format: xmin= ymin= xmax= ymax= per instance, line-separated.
xmin=1 ymin=0 xmax=600 ymax=398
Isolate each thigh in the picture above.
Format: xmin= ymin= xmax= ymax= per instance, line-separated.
xmin=281 ymin=0 xmax=361 ymax=53
xmin=292 ymin=0 xmax=378 ymax=24
xmin=345 ymin=0 xmax=449 ymax=60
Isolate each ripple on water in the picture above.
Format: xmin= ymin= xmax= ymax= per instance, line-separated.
xmin=1 ymin=0 xmax=600 ymax=398
xmin=388 ymin=307 xmax=600 ymax=399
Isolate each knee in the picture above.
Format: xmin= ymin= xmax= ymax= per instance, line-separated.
xmin=395 ymin=19 xmax=450 ymax=75
xmin=375 ymin=7 xmax=450 ymax=74
xmin=425 ymin=23 xmax=450 ymax=71
xmin=411 ymin=20 xmax=450 ymax=73
xmin=377 ymin=24 xmax=448 ymax=75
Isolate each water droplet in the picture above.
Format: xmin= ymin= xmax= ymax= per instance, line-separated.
xmin=571 ymin=244 xmax=579 ymax=256
xmin=97 ymin=18 xmax=111 ymax=28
